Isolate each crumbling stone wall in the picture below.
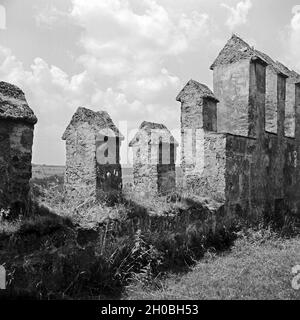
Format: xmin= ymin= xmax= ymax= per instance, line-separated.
xmin=131 ymin=142 xmax=160 ymax=195
xmin=184 ymin=132 xmax=227 ymax=202
xmin=285 ymin=78 xmax=296 ymax=137
xmin=275 ymin=63 xmax=300 ymax=138
xmin=0 ymin=82 xmax=37 ymax=213
xmin=295 ymin=84 xmax=300 ymax=195
xmin=0 ymin=120 xmax=34 ymax=211
xmin=177 ymin=80 xmax=220 ymax=197
xmin=129 ymin=122 xmax=177 ymax=196
xmin=157 ymin=164 xmax=176 ymax=195
xmin=178 ymin=35 xmax=300 ymax=218
xmin=131 ymin=143 xmax=176 ymax=196
xmin=213 ymin=58 xmax=299 ymax=217
xmin=225 ymin=135 xmax=255 ymax=215
xmin=64 ymin=122 xmax=97 ymax=198
xmin=96 ymin=164 xmax=122 ymax=198
xmin=63 ymin=107 xmax=123 ymax=201
xmin=213 ymin=60 xmax=250 ymax=136
xmin=265 ymin=66 xmax=278 ymax=134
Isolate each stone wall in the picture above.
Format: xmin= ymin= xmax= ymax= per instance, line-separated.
xmin=132 ymin=164 xmax=157 ymax=196
xmin=157 ymin=164 xmax=176 ymax=195
xmin=64 ymin=122 xmax=123 ymax=200
xmin=184 ymin=131 xmax=227 ymax=203
xmin=131 ymin=138 xmax=156 ymax=196
xmin=96 ymin=164 xmax=122 ymax=200
xmin=283 ymin=138 xmax=298 ymax=210
xmin=223 ymin=65 xmax=299 ymax=217
xmin=226 ymin=133 xmax=299 ymax=217
xmin=0 ymin=119 xmax=34 ymax=212
xmin=179 ymin=56 xmax=300 ymax=219
xmin=213 ymin=60 xmax=250 ymax=136
xmin=248 ymin=58 xmax=266 ymax=138
xmin=64 ymin=123 xmax=97 ymax=199
xmin=180 ymin=130 xmax=299 ymax=219
xmin=131 ymin=134 xmax=177 ymax=196
xmin=265 ymin=67 xmax=278 ymax=134
xmin=225 ymin=135 xmax=255 ymax=215
xmin=285 ymin=79 xmax=296 ymax=138
xmin=179 ymin=84 xmax=219 ymax=193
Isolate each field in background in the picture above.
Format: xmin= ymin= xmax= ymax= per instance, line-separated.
xmin=32 ymin=164 xmax=184 ymax=187
xmin=32 ymin=164 xmax=65 ymax=179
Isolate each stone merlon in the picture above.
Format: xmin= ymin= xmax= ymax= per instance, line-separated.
xmin=62 ymin=107 xmax=124 ymax=141
xmin=62 ymin=106 xmax=123 ymax=201
xmin=129 ymin=121 xmax=178 ymax=147
xmin=176 ymin=79 xmax=219 ymax=103
xmin=129 ymin=121 xmax=178 ymax=196
xmin=210 ymin=34 xmax=293 ymax=78
xmin=0 ymin=81 xmax=37 ymax=214
xmin=0 ymin=81 xmax=37 ymax=125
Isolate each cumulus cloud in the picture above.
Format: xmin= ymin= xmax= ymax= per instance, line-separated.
xmin=221 ymin=0 xmax=252 ymax=30
xmin=1 ymin=0 xmax=212 ymax=164
xmin=70 ymin=0 xmax=209 ymax=103
xmin=35 ymin=6 xmax=65 ymax=28
xmin=0 ymin=46 xmax=149 ymax=164
xmin=71 ymin=0 xmax=209 ymax=55
xmin=0 ymin=44 xmax=180 ymax=165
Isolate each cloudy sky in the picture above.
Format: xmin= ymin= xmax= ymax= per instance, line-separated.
xmin=0 ymin=0 xmax=299 ymax=165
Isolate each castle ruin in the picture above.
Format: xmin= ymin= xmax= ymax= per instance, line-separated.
xmin=60 ymin=34 xmax=300 ymax=220
xmin=0 ymin=81 xmax=37 ymax=214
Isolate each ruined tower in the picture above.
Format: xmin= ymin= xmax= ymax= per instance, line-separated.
xmin=129 ymin=121 xmax=178 ymax=196
xmin=62 ymin=107 xmax=124 ymax=200
xmin=0 ymin=81 xmax=37 ymax=214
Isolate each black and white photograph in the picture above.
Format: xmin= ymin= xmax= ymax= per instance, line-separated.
xmin=0 ymin=0 xmax=300 ymax=312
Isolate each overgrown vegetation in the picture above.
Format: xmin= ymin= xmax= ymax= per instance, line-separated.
xmin=0 ymin=177 xmax=299 ymax=300
xmin=125 ymin=228 xmax=300 ymax=300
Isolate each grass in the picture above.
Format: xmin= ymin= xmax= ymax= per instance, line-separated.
xmin=125 ymin=229 xmax=300 ymax=300
xmin=0 ymin=179 xmax=240 ymax=299
xmin=1 ymin=177 xmax=300 ymax=300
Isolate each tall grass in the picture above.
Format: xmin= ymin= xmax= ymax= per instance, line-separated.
xmin=0 ymin=184 xmax=239 ymax=299
xmin=1 ymin=177 xmax=299 ymax=300
xmin=125 ymin=228 xmax=300 ymax=300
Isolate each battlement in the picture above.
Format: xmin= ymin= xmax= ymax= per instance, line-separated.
xmin=62 ymin=107 xmax=123 ymax=200
xmin=211 ymin=34 xmax=300 ymax=139
xmin=177 ymin=35 xmax=300 ymax=217
xmin=129 ymin=121 xmax=178 ymax=195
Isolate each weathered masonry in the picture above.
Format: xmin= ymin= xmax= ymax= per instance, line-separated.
xmin=178 ymin=35 xmax=300 ymax=218
xmin=62 ymin=107 xmax=124 ymax=200
xmin=0 ymin=81 xmax=37 ymax=213
xmin=129 ymin=121 xmax=178 ymax=196
xmin=177 ymin=80 xmax=220 ymax=198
